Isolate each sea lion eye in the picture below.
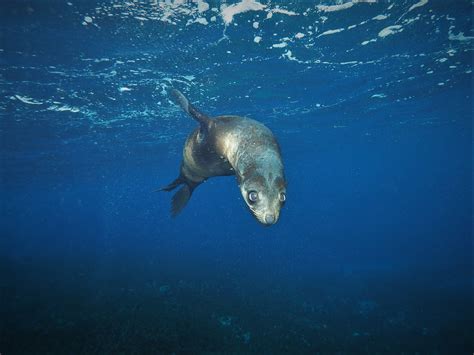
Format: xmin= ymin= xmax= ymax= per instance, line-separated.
xmin=248 ymin=191 xmax=258 ymax=203
xmin=279 ymin=192 xmax=286 ymax=202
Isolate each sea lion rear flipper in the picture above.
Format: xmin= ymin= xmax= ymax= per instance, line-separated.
xmin=157 ymin=177 xmax=183 ymax=192
xmin=169 ymin=89 xmax=211 ymax=132
xmin=171 ymin=184 xmax=193 ymax=217
xmin=158 ymin=176 xmax=195 ymax=216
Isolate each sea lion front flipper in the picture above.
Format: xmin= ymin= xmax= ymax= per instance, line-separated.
xmin=169 ymin=89 xmax=211 ymax=134
xmin=171 ymin=184 xmax=193 ymax=217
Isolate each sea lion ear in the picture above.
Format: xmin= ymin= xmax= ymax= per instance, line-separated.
xmin=275 ymin=176 xmax=287 ymax=190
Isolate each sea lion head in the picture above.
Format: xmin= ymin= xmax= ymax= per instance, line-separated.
xmin=238 ymin=161 xmax=287 ymax=226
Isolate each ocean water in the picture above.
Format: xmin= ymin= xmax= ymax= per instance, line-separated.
xmin=1 ymin=0 xmax=472 ymax=353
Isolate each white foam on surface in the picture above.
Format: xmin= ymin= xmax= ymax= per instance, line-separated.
xmin=317 ymin=0 xmax=376 ymax=13
xmin=220 ymin=3 xmax=297 ymax=24
xmin=193 ymin=17 xmax=209 ymax=25
xmin=220 ymin=0 xmax=266 ymax=25
xmin=449 ymin=31 xmax=474 ymax=41
xmin=13 ymin=95 xmax=43 ymax=105
xmin=281 ymin=50 xmax=300 ymax=62
xmin=378 ymin=25 xmax=403 ymax=38
xmin=408 ymin=0 xmax=428 ymax=12
xmin=397 ymin=0 xmax=429 ymax=23
xmin=317 ymin=2 xmax=354 ymax=12
xmin=340 ymin=61 xmax=358 ymax=65
xmin=47 ymin=105 xmax=80 ymax=113
xmin=361 ymin=38 xmax=377 ymax=45
xmin=373 ymin=14 xmax=388 ymax=20
xmin=195 ymin=0 xmax=209 ymax=13
xmin=268 ymin=8 xmax=297 ymax=16
xmin=319 ymin=28 xmax=345 ymax=37
xmin=7 ymin=0 xmax=470 ymax=132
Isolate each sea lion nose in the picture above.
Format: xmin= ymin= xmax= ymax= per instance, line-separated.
xmin=264 ymin=213 xmax=275 ymax=225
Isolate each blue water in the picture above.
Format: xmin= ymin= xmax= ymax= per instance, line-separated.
xmin=1 ymin=0 xmax=472 ymax=353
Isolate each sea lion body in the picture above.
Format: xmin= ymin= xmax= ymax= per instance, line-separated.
xmin=160 ymin=90 xmax=286 ymax=226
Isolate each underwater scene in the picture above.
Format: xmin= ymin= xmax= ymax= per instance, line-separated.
xmin=1 ymin=0 xmax=472 ymax=353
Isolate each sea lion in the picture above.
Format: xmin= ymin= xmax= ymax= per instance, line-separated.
xmin=160 ymin=89 xmax=287 ymax=226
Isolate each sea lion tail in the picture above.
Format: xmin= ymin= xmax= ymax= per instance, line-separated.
xmin=169 ymin=89 xmax=211 ymax=128
xmin=158 ymin=176 xmax=195 ymax=217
